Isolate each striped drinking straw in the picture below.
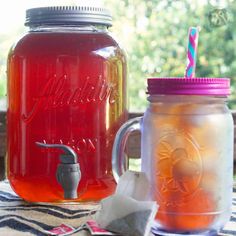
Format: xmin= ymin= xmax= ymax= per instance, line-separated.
xmin=185 ymin=27 xmax=200 ymax=78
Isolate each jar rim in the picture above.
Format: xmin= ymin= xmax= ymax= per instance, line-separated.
xmin=25 ymin=6 xmax=112 ymax=27
xmin=147 ymin=77 xmax=230 ymax=96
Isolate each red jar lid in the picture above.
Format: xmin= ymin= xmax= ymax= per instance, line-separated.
xmin=147 ymin=77 xmax=230 ymax=96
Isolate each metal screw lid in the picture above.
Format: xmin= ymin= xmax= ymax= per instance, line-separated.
xmin=147 ymin=78 xmax=230 ymax=96
xmin=25 ymin=6 xmax=112 ymax=27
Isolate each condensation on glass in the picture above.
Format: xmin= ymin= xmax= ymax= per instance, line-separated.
xmin=112 ymin=78 xmax=233 ymax=235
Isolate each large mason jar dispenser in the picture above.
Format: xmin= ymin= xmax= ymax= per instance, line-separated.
xmin=7 ymin=5 xmax=127 ymax=202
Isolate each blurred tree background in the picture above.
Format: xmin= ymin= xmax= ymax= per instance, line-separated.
xmin=103 ymin=0 xmax=236 ymax=111
xmin=0 ymin=0 xmax=235 ymax=111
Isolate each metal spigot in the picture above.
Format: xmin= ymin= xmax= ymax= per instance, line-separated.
xmin=36 ymin=142 xmax=81 ymax=199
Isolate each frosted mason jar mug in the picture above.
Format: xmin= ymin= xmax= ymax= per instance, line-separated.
xmin=112 ymin=78 xmax=234 ymax=235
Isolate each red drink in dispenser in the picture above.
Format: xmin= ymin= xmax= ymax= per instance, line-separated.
xmin=112 ymin=27 xmax=233 ymax=235
xmin=7 ymin=6 xmax=127 ymax=202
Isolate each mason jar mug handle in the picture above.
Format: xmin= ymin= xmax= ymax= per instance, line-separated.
xmin=112 ymin=117 xmax=142 ymax=182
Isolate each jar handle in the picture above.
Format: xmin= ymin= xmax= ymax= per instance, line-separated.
xmin=112 ymin=117 xmax=142 ymax=182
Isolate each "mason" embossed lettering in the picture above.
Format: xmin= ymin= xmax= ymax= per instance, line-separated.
xmin=39 ymin=138 xmax=97 ymax=155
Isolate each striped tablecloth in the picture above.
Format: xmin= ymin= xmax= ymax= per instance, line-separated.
xmin=0 ymin=180 xmax=235 ymax=236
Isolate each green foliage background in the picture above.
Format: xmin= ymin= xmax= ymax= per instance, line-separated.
xmin=103 ymin=0 xmax=236 ymax=111
xmin=0 ymin=0 xmax=235 ymax=111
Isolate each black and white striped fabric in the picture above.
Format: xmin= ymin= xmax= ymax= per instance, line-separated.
xmin=0 ymin=180 xmax=98 ymax=236
xmin=0 ymin=180 xmax=235 ymax=236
